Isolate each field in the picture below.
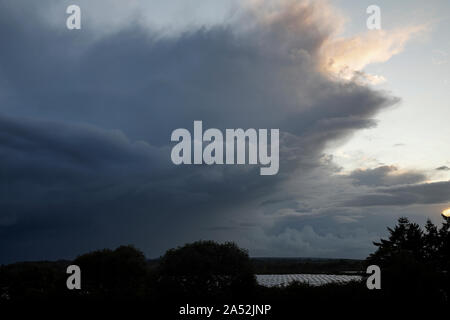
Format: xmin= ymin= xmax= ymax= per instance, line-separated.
xmin=256 ymin=274 xmax=362 ymax=287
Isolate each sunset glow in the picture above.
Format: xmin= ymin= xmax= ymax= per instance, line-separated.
xmin=442 ymin=208 xmax=450 ymax=218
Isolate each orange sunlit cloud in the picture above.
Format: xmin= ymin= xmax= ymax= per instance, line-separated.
xmin=320 ymin=25 xmax=428 ymax=84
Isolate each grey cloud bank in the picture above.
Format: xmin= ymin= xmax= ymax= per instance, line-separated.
xmin=348 ymin=166 xmax=426 ymax=187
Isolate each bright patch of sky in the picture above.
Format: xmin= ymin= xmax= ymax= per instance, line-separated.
xmin=328 ymin=0 xmax=450 ymax=181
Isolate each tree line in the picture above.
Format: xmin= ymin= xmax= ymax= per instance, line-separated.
xmin=1 ymin=215 xmax=449 ymax=308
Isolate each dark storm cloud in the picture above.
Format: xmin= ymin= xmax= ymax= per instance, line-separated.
xmin=345 ymin=180 xmax=450 ymax=207
xmin=347 ymin=165 xmax=426 ymax=187
xmin=436 ymin=166 xmax=450 ymax=171
xmin=0 ymin=0 xmax=403 ymax=262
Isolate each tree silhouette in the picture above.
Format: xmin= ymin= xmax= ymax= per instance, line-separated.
xmin=424 ymin=219 xmax=440 ymax=259
xmin=156 ymin=241 xmax=256 ymax=300
xmin=369 ymin=217 xmax=424 ymax=263
xmin=367 ymin=215 xmax=450 ymax=303
xmin=0 ymin=261 xmax=68 ymax=301
xmin=73 ymin=245 xmax=149 ymax=299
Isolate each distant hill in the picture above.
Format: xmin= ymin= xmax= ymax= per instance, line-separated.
xmin=147 ymin=257 xmax=365 ymax=275
xmin=250 ymin=257 xmax=365 ymax=274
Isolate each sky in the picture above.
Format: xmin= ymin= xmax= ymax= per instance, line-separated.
xmin=1 ymin=0 xmax=449 ymax=263
xmin=330 ymin=0 xmax=450 ymax=179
